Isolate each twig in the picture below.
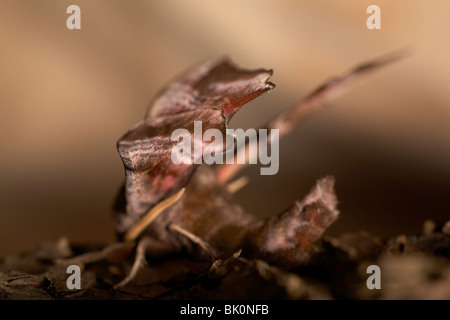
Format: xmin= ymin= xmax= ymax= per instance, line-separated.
xmin=216 ymin=49 xmax=409 ymax=183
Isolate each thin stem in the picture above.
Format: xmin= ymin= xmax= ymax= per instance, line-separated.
xmin=216 ymin=49 xmax=409 ymax=183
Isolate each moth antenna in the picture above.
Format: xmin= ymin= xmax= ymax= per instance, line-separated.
xmin=226 ymin=176 xmax=250 ymax=194
xmin=123 ymin=188 xmax=186 ymax=242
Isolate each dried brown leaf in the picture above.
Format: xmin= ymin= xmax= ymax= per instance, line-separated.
xmin=242 ymin=176 xmax=339 ymax=267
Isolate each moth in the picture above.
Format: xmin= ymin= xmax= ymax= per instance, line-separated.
xmin=60 ymin=54 xmax=403 ymax=289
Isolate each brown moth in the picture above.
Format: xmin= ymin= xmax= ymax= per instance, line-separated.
xmin=113 ymin=58 xmax=338 ymax=263
xmin=113 ymin=59 xmax=275 ymax=242
xmin=60 ymin=54 xmax=404 ymax=289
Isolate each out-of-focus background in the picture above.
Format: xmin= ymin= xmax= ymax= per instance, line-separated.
xmin=1 ymin=0 xmax=450 ymax=254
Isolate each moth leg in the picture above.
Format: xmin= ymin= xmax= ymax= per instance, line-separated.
xmin=113 ymin=236 xmax=152 ymax=290
xmin=169 ymin=224 xmax=216 ymax=260
xmin=55 ymin=241 xmax=135 ymax=266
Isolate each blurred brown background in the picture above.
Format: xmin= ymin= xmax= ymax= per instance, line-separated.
xmin=1 ymin=0 xmax=450 ymax=254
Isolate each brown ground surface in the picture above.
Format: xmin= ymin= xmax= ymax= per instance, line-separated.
xmin=1 ymin=219 xmax=449 ymax=300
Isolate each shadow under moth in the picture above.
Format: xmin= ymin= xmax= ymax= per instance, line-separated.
xmin=59 ymin=53 xmax=404 ymax=289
